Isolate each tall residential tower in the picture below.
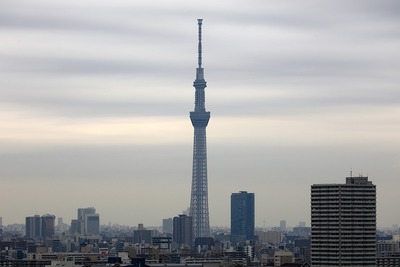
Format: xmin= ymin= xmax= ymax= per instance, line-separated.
xmin=311 ymin=176 xmax=376 ymax=266
xmin=189 ymin=19 xmax=210 ymax=238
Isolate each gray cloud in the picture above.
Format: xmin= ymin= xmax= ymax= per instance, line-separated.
xmin=0 ymin=0 xmax=399 ymax=226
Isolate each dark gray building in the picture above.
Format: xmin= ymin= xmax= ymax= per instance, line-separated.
xmin=311 ymin=176 xmax=376 ymax=266
xmin=25 ymin=215 xmax=42 ymax=239
xmin=173 ymin=214 xmax=193 ymax=248
xmin=85 ymin=214 xmax=100 ymax=235
xmin=230 ymin=191 xmax=255 ymax=243
xmin=41 ymin=214 xmax=55 ymax=239
xmin=133 ymin=224 xmax=152 ymax=245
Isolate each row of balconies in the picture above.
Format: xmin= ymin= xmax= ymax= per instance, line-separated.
xmin=311 ymin=238 xmax=376 ymax=241
xmin=312 ymin=255 xmax=376 ymax=260
xmin=311 ymin=200 xmax=376 ymax=203
xmin=312 ymin=243 xmax=375 ymax=247
xmin=311 ymin=231 xmax=376 ymax=235
xmin=311 ymin=218 xmax=376 ymax=221
xmin=311 ymin=241 xmax=376 ymax=245
xmin=311 ymin=230 xmax=376 ymax=233
xmin=312 ymin=214 xmax=376 ymax=217
xmin=311 ymin=204 xmax=376 ymax=208
xmin=311 ymin=220 xmax=376 ymax=224
xmin=311 ymin=249 xmax=376 ymax=254
xmin=311 ymin=223 xmax=376 ymax=227
xmin=311 ymin=187 xmax=375 ymax=192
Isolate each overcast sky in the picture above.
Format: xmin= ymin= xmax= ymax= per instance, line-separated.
xmin=1 ymin=0 xmax=399 ymax=228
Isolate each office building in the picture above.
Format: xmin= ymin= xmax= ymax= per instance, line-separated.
xmin=231 ymin=191 xmax=255 ymax=243
xmin=133 ymin=224 xmax=152 ymax=244
xmin=41 ymin=214 xmax=55 ymax=239
xmin=25 ymin=215 xmax=42 ymax=239
xmin=162 ymin=218 xmax=173 ymax=234
xmin=311 ymin=176 xmax=376 ymax=266
xmin=189 ymin=19 xmax=211 ymax=238
xmin=77 ymin=207 xmax=98 ymax=236
xmin=70 ymin=219 xmax=78 ymax=234
xmin=280 ymin=220 xmax=287 ymax=232
xmin=173 ymin=214 xmax=193 ymax=248
xmin=85 ymin=214 xmax=100 ymax=235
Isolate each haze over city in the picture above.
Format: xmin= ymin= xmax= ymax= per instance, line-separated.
xmin=0 ymin=0 xmax=399 ymax=228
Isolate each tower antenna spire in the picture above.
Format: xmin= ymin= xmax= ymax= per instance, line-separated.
xmin=197 ymin=19 xmax=203 ymax=68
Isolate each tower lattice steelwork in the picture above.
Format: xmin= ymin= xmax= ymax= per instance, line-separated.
xmin=189 ymin=19 xmax=210 ymax=238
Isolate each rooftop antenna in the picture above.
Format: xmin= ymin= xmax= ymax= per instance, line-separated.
xmin=350 ymin=169 xmax=352 ymax=177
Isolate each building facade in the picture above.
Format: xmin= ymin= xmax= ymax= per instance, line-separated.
xmin=25 ymin=215 xmax=42 ymax=239
xmin=85 ymin=214 xmax=100 ymax=236
xmin=311 ymin=176 xmax=376 ymax=266
xmin=231 ymin=191 xmax=255 ymax=243
xmin=41 ymin=214 xmax=55 ymax=240
xmin=162 ymin=218 xmax=173 ymax=234
xmin=173 ymin=214 xmax=193 ymax=248
xmin=77 ymin=207 xmax=98 ymax=236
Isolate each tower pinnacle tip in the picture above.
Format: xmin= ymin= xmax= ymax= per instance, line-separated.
xmin=197 ymin=19 xmax=203 ymax=68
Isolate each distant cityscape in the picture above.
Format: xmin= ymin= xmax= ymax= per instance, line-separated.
xmin=1 ymin=19 xmax=398 ymax=267
xmin=0 ymin=180 xmax=399 ymax=267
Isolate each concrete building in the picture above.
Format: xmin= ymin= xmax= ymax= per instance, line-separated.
xmin=256 ymin=231 xmax=282 ymax=244
xmin=25 ymin=215 xmax=42 ymax=239
xmin=163 ymin=218 xmax=173 ymax=234
xmin=173 ymin=214 xmax=193 ymax=248
xmin=274 ymin=250 xmax=293 ymax=266
xmin=77 ymin=207 xmax=98 ymax=236
xmin=311 ymin=176 xmax=376 ymax=266
xmin=70 ymin=219 xmax=78 ymax=235
xmin=280 ymin=220 xmax=287 ymax=232
xmin=85 ymin=214 xmax=100 ymax=236
xmin=41 ymin=214 xmax=56 ymax=240
xmin=231 ymin=191 xmax=255 ymax=243
xmin=133 ymin=224 xmax=152 ymax=245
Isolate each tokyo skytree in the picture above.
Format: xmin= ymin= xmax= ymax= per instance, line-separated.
xmin=189 ymin=19 xmax=210 ymax=238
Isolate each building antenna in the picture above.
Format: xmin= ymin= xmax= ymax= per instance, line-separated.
xmin=350 ymin=168 xmax=352 ymax=177
xmin=197 ymin=19 xmax=203 ymax=68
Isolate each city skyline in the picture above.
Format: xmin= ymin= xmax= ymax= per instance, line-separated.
xmin=1 ymin=1 xmax=399 ymax=228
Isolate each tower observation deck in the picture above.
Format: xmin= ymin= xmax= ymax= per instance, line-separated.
xmin=189 ymin=19 xmax=210 ymax=238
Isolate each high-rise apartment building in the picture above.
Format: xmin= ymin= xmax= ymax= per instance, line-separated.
xmin=25 ymin=215 xmax=42 ymax=239
xmin=173 ymin=214 xmax=193 ymax=248
xmin=311 ymin=176 xmax=376 ymax=266
xmin=189 ymin=19 xmax=211 ymax=239
xmin=231 ymin=191 xmax=255 ymax=243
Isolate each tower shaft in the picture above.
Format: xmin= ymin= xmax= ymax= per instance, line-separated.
xmin=189 ymin=19 xmax=210 ymax=238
